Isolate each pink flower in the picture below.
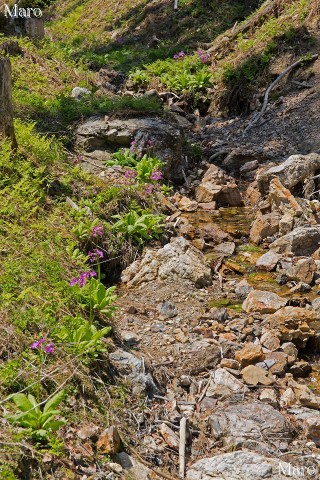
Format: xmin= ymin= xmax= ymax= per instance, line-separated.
xmin=92 ymin=226 xmax=103 ymax=237
xmin=150 ymin=170 xmax=163 ymax=181
xmin=145 ymin=184 xmax=154 ymax=194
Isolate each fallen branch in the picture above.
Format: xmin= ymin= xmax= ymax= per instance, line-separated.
xmin=179 ymin=417 xmax=187 ymax=478
xmin=243 ymin=54 xmax=318 ymax=135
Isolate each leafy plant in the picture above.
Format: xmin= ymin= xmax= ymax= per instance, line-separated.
xmin=105 ymin=148 xmax=138 ymax=168
xmin=135 ymin=155 xmax=164 ymax=183
xmin=111 ymin=211 xmax=164 ymax=245
xmin=6 ymin=390 xmax=65 ymax=441
xmin=72 ymin=278 xmax=118 ymax=318
xmin=57 ymin=318 xmax=111 ymax=356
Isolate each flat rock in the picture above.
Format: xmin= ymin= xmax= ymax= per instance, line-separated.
xmin=241 ymin=365 xmax=275 ymax=386
xmin=211 ymin=241 xmax=236 ymax=257
xmin=207 ymin=368 xmax=245 ymax=395
xmin=187 ymin=451 xmax=301 ymax=480
xmin=242 ymin=290 xmax=286 ymax=314
xmin=256 ymin=250 xmax=281 ymax=271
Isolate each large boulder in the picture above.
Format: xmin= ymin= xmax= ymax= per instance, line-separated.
xmin=269 ymin=227 xmax=320 ymax=256
xmin=186 ymin=451 xmax=303 ymax=480
xmin=76 ymin=115 xmax=185 ymax=181
xmin=258 ymin=153 xmax=320 ymax=196
xmin=242 ymin=290 xmax=286 ymax=314
xmin=121 ymin=237 xmax=212 ymax=288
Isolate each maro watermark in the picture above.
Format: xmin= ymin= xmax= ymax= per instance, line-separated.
xmin=279 ymin=462 xmax=318 ymax=477
xmin=4 ymin=4 xmax=43 ymax=18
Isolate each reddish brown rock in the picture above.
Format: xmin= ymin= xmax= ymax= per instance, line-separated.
xmin=286 ymin=257 xmax=316 ymax=285
xmin=235 ymin=343 xmax=264 ymax=367
xmin=268 ymin=177 xmax=303 ymax=217
xmin=249 ymin=212 xmax=280 ymax=244
xmin=97 ymin=426 xmax=121 ymax=455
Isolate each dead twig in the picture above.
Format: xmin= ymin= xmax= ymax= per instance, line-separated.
xmin=179 ymin=417 xmax=187 ymax=478
xmin=243 ymin=54 xmax=318 ymax=135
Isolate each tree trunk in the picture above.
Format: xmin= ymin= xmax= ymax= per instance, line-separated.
xmin=25 ymin=18 xmax=45 ymax=40
xmin=0 ymin=56 xmax=17 ymax=150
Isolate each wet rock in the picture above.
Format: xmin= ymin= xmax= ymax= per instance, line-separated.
xmin=241 ymin=365 xmax=275 ymax=386
xmin=96 ymin=426 xmax=121 ymax=455
xmin=286 ymin=257 xmax=316 ymax=285
xmin=263 ymin=307 xmax=320 ymax=347
xmin=289 ymin=360 xmax=312 ymax=378
xmin=76 ymin=115 xmax=185 ymax=181
xmin=109 ymin=349 xmax=157 ymax=395
xmin=178 ymin=196 xmax=198 ymax=212
xmin=159 ymin=423 xmax=179 ymax=451
xmin=249 ymin=212 xmax=280 ymax=244
xmin=270 ymin=227 xmax=320 ymax=256
xmin=235 ymin=342 xmax=264 ymax=367
xmin=186 ymin=451 xmax=299 ymax=480
xmin=242 ymin=290 xmax=286 ymax=314
xmin=256 ymin=250 xmax=281 ymax=271
xmin=157 ymin=301 xmax=177 ymax=319
xmin=260 ymin=330 xmax=280 ymax=351
xmin=211 ymin=241 xmax=236 ymax=257
xmin=198 ymin=201 xmax=217 ymax=210
xmin=235 ymin=279 xmax=254 ymax=300
xmin=268 ymin=178 xmax=303 ymax=217
xmin=121 ymin=237 xmax=212 ymax=288
xmin=198 ymin=224 xmax=230 ymax=244
xmin=258 ymin=153 xmax=320 ymax=196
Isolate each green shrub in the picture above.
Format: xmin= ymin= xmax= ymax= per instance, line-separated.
xmin=111 ymin=211 xmax=164 ymax=245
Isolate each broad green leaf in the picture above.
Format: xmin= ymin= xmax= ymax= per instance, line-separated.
xmin=43 ymin=390 xmax=65 ymax=414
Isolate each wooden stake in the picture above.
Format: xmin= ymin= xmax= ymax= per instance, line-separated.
xmin=174 ymin=0 xmax=179 ymax=11
xmin=179 ymin=417 xmax=187 ymax=478
xmin=0 ymin=56 xmax=17 ymax=150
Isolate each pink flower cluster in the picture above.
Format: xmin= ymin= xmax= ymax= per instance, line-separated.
xmin=92 ymin=225 xmax=103 ymax=237
xmin=88 ymin=248 xmax=104 ymax=263
xmin=31 ymin=338 xmax=55 ymax=355
xmin=196 ymin=49 xmax=210 ymax=63
xmin=150 ymin=170 xmax=163 ymax=181
xmin=69 ymin=271 xmax=96 ymax=287
xmin=173 ymin=51 xmax=186 ymax=60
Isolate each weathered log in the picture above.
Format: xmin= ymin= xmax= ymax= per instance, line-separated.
xmin=0 ymin=56 xmax=17 ymax=150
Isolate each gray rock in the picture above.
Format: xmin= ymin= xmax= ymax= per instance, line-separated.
xmin=256 ymin=250 xmax=281 ymax=271
xmin=208 ymin=402 xmax=292 ymax=450
xmin=270 ymin=227 xmax=320 ymax=256
xmin=109 ymin=349 xmax=156 ymax=396
xmin=212 ymin=242 xmax=236 ymax=257
xmin=258 ymin=153 xmax=320 ymax=196
xmin=71 ymin=86 xmax=91 ymax=99
xmin=76 ymin=115 xmax=186 ymax=181
xmin=242 ymin=290 xmax=286 ymax=314
xmin=121 ymin=237 xmax=212 ymax=288
xmin=186 ymin=451 xmax=301 ymax=480
xmin=235 ymin=279 xmax=254 ymax=300
xmin=119 ymin=330 xmax=140 ymax=346
xmin=157 ymin=301 xmax=177 ymax=318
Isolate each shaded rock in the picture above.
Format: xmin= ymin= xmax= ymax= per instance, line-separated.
xmin=235 ymin=343 xmax=264 ymax=367
xmin=96 ymin=426 xmax=121 ymax=455
xmin=186 ymin=451 xmax=300 ymax=480
xmin=270 ymin=227 xmax=320 ymax=256
xmin=242 ymin=290 xmax=286 ymax=314
xmin=240 ymin=160 xmax=259 ymax=174
xmin=304 ymin=414 xmax=320 ymax=446
xmin=198 ymin=224 xmax=230 ymax=244
xmin=264 ymin=352 xmax=288 ymax=376
xmin=241 ymin=365 xmax=275 ymax=386
xmin=289 ymin=360 xmax=312 ymax=378
xmin=192 ymin=238 xmax=205 ymax=251
xmin=235 ymin=279 xmax=254 ymax=300
xmin=249 ymin=212 xmax=280 ymax=244
xmin=263 ymin=307 xmax=320 ymax=347
xmin=256 ymin=250 xmax=281 ymax=271
xmin=76 ymin=115 xmax=185 ymax=181
xmin=121 ymin=237 xmax=212 ymax=288
xmin=258 ymin=153 xmax=320 ymax=196
xmin=289 ymin=282 xmax=311 ymax=293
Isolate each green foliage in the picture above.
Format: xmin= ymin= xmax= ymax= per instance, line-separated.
xmin=129 ymin=68 xmax=151 ymax=88
xmin=135 ymin=155 xmax=163 ymax=183
xmin=6 ymin=391 xmax=65 ymax=441
xmin=73 ymin=279 xmax=118 ymax=317
xmin=105 ymin=148 xmax=138 ymax=168
xmin=57 ymin=318 xmax=111 ymax=356
xmin=111 ymin=211 xmax=164 ymax=245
